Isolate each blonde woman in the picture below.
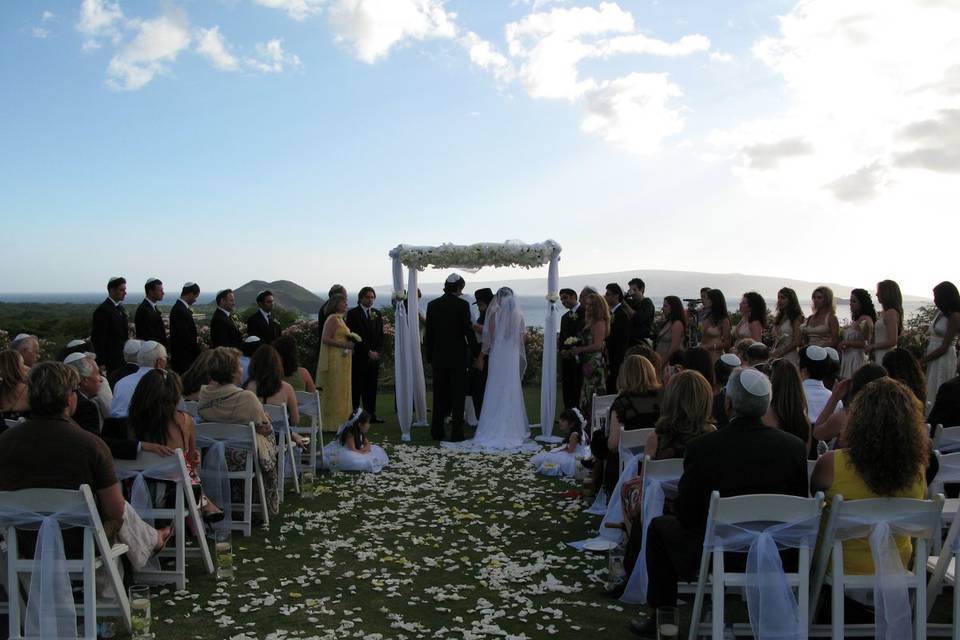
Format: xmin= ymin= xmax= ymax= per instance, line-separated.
xmin=803 ymin=286 xmax=839 ymax=349
xmin=867 ymin=279 xmax=903 ymax=363
xmin=571 ymin=291 xmax=610 ymax=424
xmin=607 ymin=355 xmax=662 ymax=455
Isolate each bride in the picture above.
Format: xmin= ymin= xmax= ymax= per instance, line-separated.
xmin=448 ymin=287 xmax=533 ymax=453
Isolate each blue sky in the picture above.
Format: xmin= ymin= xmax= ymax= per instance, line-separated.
xmin=1 ymin=0 xmax=957 ymax=297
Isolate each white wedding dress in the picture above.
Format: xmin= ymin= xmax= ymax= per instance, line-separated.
xmin=444 ymin=289 xmax=536 ymax=454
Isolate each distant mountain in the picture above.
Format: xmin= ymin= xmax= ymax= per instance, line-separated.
xmin=234 ymin=280 xmax=323 ymax=314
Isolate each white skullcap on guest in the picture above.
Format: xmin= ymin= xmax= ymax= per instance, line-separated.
xmin=244 ymin=336 xmax=261 ymax=343
xmin=806 ymin=345 xmax=828 ymax=362
xmin=137 ymin=340 xmax=167 ymax=367
xmin=824 ymin=347 xmax=840 ymax=362
xmin=107 ymin=276 xmax=124 ymax=287
xmin=63 ymin=352 xmax=87 ymax=365
xmin=66 ymin=339 xmax=87 ymax=348
xmin=123 ymin=339 xmax=143 ymax=356
xmin=720 ymin=353 xmax=742 ymax=367
xmin=726 ymin=367 xmax=772 ymax=418
xmin=739 ymin=368 xmax=771 ymax=397
xmin=145 ymin=277 xmax=161 ymax=287
xmin=183 ymin=281 xmax=196 ymax=288
xmin=13 ymin=333 xmax=31 ymax=342
xmin=445 ymin=273 xmax=461 ymax=284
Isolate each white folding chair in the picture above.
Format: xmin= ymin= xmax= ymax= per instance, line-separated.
xmin=264 ymin=404 xmax=300 ymax=500
xmin=807 ymin=459 xmax=820 ymax=495
xmin=3 ymin=419 xmax=21 ymax=430
xmin=195 ymin=422 xmax=269 ymax=536
xmin=927 ymin=496 xmax=960 ymax=639
xmin=933 ymin=425 xmax=960 ymax=453
xmin=688 ymin=491 xmax=824 ymax=640
xmin=810 ymin=494 xmax=944 ymax=640
xmin=182 ymin=399 xmax=201 ymax=422
xmin=295 ymin=390 xmax=323 ymax=471
xmin=591 ymin=393 xmax=616 ymax=438
xmin=113 ymin=449 xmax=214 ymax=589
xmin=0 ymin=484 xmax=132 ymax=640
xmin=619 ymin=427 xmax=654 ymax=474
xmin=930 ymin=451 xmax=960 ymax=556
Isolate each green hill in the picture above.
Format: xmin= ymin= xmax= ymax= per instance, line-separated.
xmin=233 ymin=280 xmax=322 ymax=316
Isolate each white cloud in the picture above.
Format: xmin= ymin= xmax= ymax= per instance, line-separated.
xmin=894 ymin=108 xmax=960 ymax=174
xmin=196 ymin=26 xmax=239 ymax=71
xmin=245 ymin=38 xmax=302 ymax=73
xmin=32 ymin=27 xmax=50 ymax=39
xmin=460 ymin=31 xmax=513 ymax=82
xmin=328 ymin=0 xmax=457 ymax=64
xmin=42 ymin=10 xmax=56 ymax=22
xmin=76 ymin=0 xmax=124 ymax=50
xmin=741 ymin=137 xmax=813 ymax=169
xmin=710 ymin=50 xmax=733 ymax=63
xmin=106 ymin=11 xmax=192 ymax=91
xmin=825 ymin=161 xmax=889 ymax=202
xmin=252 ymin=0 xmax=325 ymax=22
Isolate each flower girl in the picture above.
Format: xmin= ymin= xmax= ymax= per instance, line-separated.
xmin=531 ymin=409 xmax=589 ymax=477
xmin=323 ymin=409 xmax=389 ymax=473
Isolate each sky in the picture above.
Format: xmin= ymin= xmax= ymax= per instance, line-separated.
xmin=0 ymin=0 xmax=957 ymax=298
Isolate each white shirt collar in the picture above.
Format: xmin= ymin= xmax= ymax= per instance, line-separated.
xmin=260 ymin=308 xmax=271 ymax=321
xmin=802 ymin=378 xmax=825 ymax=390
xmin=178 ymin=297 xmax=192 ymax=307
xmin=218 ymin=306 xmax=231 ymax=316
xmin=109 ymin=297 xmax=123 ymax=307
xmin=570 ymin=303 xmax=581 ymax=315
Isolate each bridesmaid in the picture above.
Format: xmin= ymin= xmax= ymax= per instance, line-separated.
xmin=656 ymin=296 xmax=686 ymax=370
xmin=772 ymin=288 xmax=804 ymax=364
xmin=571 ymin=292 xmax=610 ymax=426
xmin=920 ymin=281 xmax=960 ymax=404
xmin=316 ymin=293 xmax=354 ymax=428
xmin=734 ymin=292 xmax=766 ymax=342
xmin=803 ymin=286 xmax=839 ymax=349
xmin=867 ymin=279 xmax=903 ymax=363
xmin=839 ymin=289 xmax=875 ymax=379
xmin=699 ymin=289 xmax=731 ymax=363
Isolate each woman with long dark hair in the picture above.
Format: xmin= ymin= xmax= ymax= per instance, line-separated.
xmin=272 ymin=335 xmax=317 ymax=393
xmin=698 ymin=289 xmax=731 ymax=363
xmin=920 ymin=281 xmax=960 ymax=403
xmin=734 ymin=291 xmax=766 ymax=342
xmin=867 ymin=279 xmax=903 ymax=363
xmin=882 ymin=348 xmax=927 ymax=406
xmin=245 ymin=345 xmax=306 ymax=445
xmin=772 ymin=287 xmax=804 ymax=364
xmin=839 ymin=288 xmax=876 ymax=379
xmin=655 ymin=296 xmax=686 ymax=368
xmin=764 ymin=359 xmax=812 ymax=455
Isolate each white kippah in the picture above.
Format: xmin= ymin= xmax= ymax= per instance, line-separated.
xmin=140 ymin=340 xmax=160 ymax=351
xmin=824 ymin=347 xmax=840 ymax=362
xmin=183 ymin=281 xmax=196 ymax=288
xmin=739 ymin=368 xmax=771 ymax=397
xmin=244 ymin=335 xmax=261 ymax=343
xmin=64 ymin=352 xmax=87 ymax=365
xmin=446 ymin=273 xmax=461 ymax=284
xmin=145 ymin=277 xmax=161 ymax=286
xmin=806 ymin=345 xmax=828 ymax=362
xmin=13 ymin=333 xmax=31 ymax=342
xmin=66 ymin=339 xmax=86 ymax=348
xmin=720 ymin=353 xmax=742 ymax=367
xmin=123 ymin=339 xmax=143 ymax=355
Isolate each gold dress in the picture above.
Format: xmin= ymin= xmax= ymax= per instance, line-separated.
xmin=699 ymin=320 xmax=723 ymax=363
xmin=316 ymin=313 xmax=353 ymax=429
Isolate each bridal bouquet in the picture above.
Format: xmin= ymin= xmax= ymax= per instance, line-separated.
xmin=344 ymin=331 xmax=363 ymax=355
xmin=563 ymin=337 xmax=581 ymax=346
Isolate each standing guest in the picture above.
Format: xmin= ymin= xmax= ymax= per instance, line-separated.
xmin=135 ymin=277 xmax=167 ymax=347
xmin=316 ymin=293 xmax=355 ymax=430
xmin=558 ymin=288 xmax=585 ymax=411
xmin=110 ymin=340 xmax=167 ymax=418
xmin=246 ymin=290 xmax=282 ymax=344
xmin=91 ymin=276 xmax=129 ymax=372
xmin=867 ymin=279 xmax=903 ymax=363
xmin=631 ymin=368 xmax=808 ymax=636
xmin=318 ymin=284 xmax=347 ymax=347
xmin=169 ymin=282 xmax=202 ymax=374
xmin=605 ymin=283 xmax=632 ymax=393
xmin=734 ymin=292 xmax=766 ymax=342
xmin=627 ymin=278 xmax=655 ymax=346
xmin=570 ymin=292 xmax=610 ymax=428
xmin=763 ymin=358 xmax=813 ymax=455
xmin=10 ymin=334 xmax=40 ymax=368
xmin=346 ymin=287 xmax=385 ymax=422
xmin=699 ymin=289 xmax=731 ymax=363
xmin=107 ymin=339 xmax=141 ymax=389
xmin=469 ymin=288 xmax=494 ymax=417
xmin=881 ymin=348 xmax=927 ymax=406
xmin=244 ymin=346 xmax=307 ymax=445
xmin=803 ymin=286 xmax=839 ymax=349
xmin=839 ymin=289 xmax=876 ymax=379
xmin=771 ymin=287 xmax=804 ymax=364
xmin=655 ymin=296 xmax=686 ymax=371
xmin=920 ymin=281 xmax=960 ymax=403
xmin=210 ymin=288 xmax=243 ymax=349
xmin=0 ymin=350 xmax=29 ymax=422
xmin=272 ymin=335 xmax=317 ymax=393
xmin=799 ymin=345 xmax=841 ymax=423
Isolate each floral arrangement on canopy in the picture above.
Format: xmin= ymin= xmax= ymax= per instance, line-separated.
xmin=390 ymin=240 xmax=561 ymax=272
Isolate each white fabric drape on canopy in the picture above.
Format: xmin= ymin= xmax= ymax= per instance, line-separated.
xmin=389 ymin=241 xmax=562 ymax=442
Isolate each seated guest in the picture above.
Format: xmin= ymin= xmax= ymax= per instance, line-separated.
xmin=57 ymin=338 xmax=92 ymax=361
xmin=129 ymin=369 xmax=223 ymax=522
xmin=110 ymin=340 xmax=167 ymax=418
xmin=240 ymin=336 xmax=261 ymax=385
xmin=107 ymin=339 xmax=142 ymax=389
xmin=532 ymin=408 xmax=589 ymax=477
xmin=273 ymin=335 xmax=317 ymax=393
xmin=928 ymin=371 xmax=960 ymax=428
xmin=0 ymin=350 xmax=30 ymax=423
xmin=764 ymin=358 xmax=813 ymax=456
xmin=800 ymin=345 xmax=841 ymax=422
xmin=243 ymin=345 xmax=307 ymax=446
xmin=0 ymin=362 xmax=170 ymax=569
xmin=881 ymin=348 xmax=927 ymax=406
xmin=823 ymin=346 xmax=841 ymax=390
xmin=810 ymin=378 xmax=929 ymax=578
xmin=197 ymin=347 xmax=280 ymax=516
xmin=10 ymin=333 xmax=40 ymax=368
xmin=625 ymin=343 xmax=662 ymax=384
xmin=631 ymin=368 xmax=808 ymax=636
xmin=681 ymin=347 xmax=715 ymax=388
xmin=711 ymin=353 xmax=740 ymax=429
xmin=745 ymin=341 xmax=770 ymax=371
xmin=181 ymin=349 xmax=216 ymax=401
xmin=733 ymin=338 xmax=756 ymax=361
xmin=323 ymin=409 xmax=389 ymax=473
xmin=812 ymin=364 xmax=887 ymax=447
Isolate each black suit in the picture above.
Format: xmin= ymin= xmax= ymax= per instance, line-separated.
xmin=346 ymin=305 xmax=385 ymax=417
xmin=929 ymin=376 xmax=960 ymax=429
xmin=645 ymin=416 xmax=808 ymax=608
xmin=423 ymin=293 xmax=480 ymax=440
xmin=628 ymin=297 xmax=655 ymax=346
xmin=74 ymin=393 xmax=139 ymax=460
xmin=169 ymin=299 xmax=201 ymax=374
xmin=107 ymin=362 xmax=138 ymax=390
xmin=91 ymin=298 xmax=129 ymax=372
xmin=558 ymin=305 xmax=585 ymax=411
xmin=606 ymin=303 xmax=632 ymax=393
xmin=469 ymin=309 xmax=489 ymax=416
xmin=247 ymin=309 xmax=282 ymax=345
xmin=210 ymin=308 xmax=243 ymax=349
xmin=134 ymin=299 xmax=167 ymax=347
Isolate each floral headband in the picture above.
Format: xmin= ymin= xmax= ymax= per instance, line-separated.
xmin=571 ymin=407 xmax=585 ymax=429
xmin=336 ymin=407 xmax=365 ymax=437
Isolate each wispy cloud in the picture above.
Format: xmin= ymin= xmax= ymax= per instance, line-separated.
xmin=252 ymin=0 xmax=325 ymax=22
xmin=328 ymin=0 xmax=457 ymax=64
xmin=106 ymin=10 xmax=192 ymax=91
xmin=246 ymin=38 xmax=302 ymax=73
xmin=196 ymin=26 xmax=239 ymax=71
xmin=76 ymin=0 xmax=124 ymax=50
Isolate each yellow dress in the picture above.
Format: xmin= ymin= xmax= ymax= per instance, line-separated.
xmin=316 ymin=314 xmax=353 ymax=430
xmin=823 ymin=449 xmax=925 ymax=575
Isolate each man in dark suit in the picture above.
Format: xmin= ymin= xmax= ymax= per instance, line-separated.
xmin=629 ymin=368 xmax=808 ymax=636
xmin=604 ymin=283 xmax=631 ymax=393
xmin=626 ymin=277 xmax=655 ymax=346
xmin=346 ymin=287 xmax=386 ymax=422
xmin=134 ymin=277 xmax=168 ymax=347
xmin=107 ymin=339 xmax=141 ymax=389
xmin=423 ymin=274 xmax=480 ymax=441
xmin=91 ymin=276 xmax=130 ymax=373
xmin=557 ymin=288 xmax=585 ymax=411
xmin=247 ymin=290 xmax=283 ymax=345
xmin=169 ymin=282 xmax=202 ymax=374
xmin=468 ymin=288 xmax=494 ymax=417
xmin=210 ymin=288 xmax=243 ymax=349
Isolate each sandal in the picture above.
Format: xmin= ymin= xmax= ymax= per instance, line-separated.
xmin=153 ymin=526 xmax=173 ymax=555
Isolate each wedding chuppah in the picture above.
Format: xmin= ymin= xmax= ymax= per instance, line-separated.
xmin=388 ymin=240 xmax=563 ymax=451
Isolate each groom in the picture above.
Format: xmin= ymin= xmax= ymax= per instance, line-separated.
xmin=424 ymin=274 xmax=480 ymax=442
